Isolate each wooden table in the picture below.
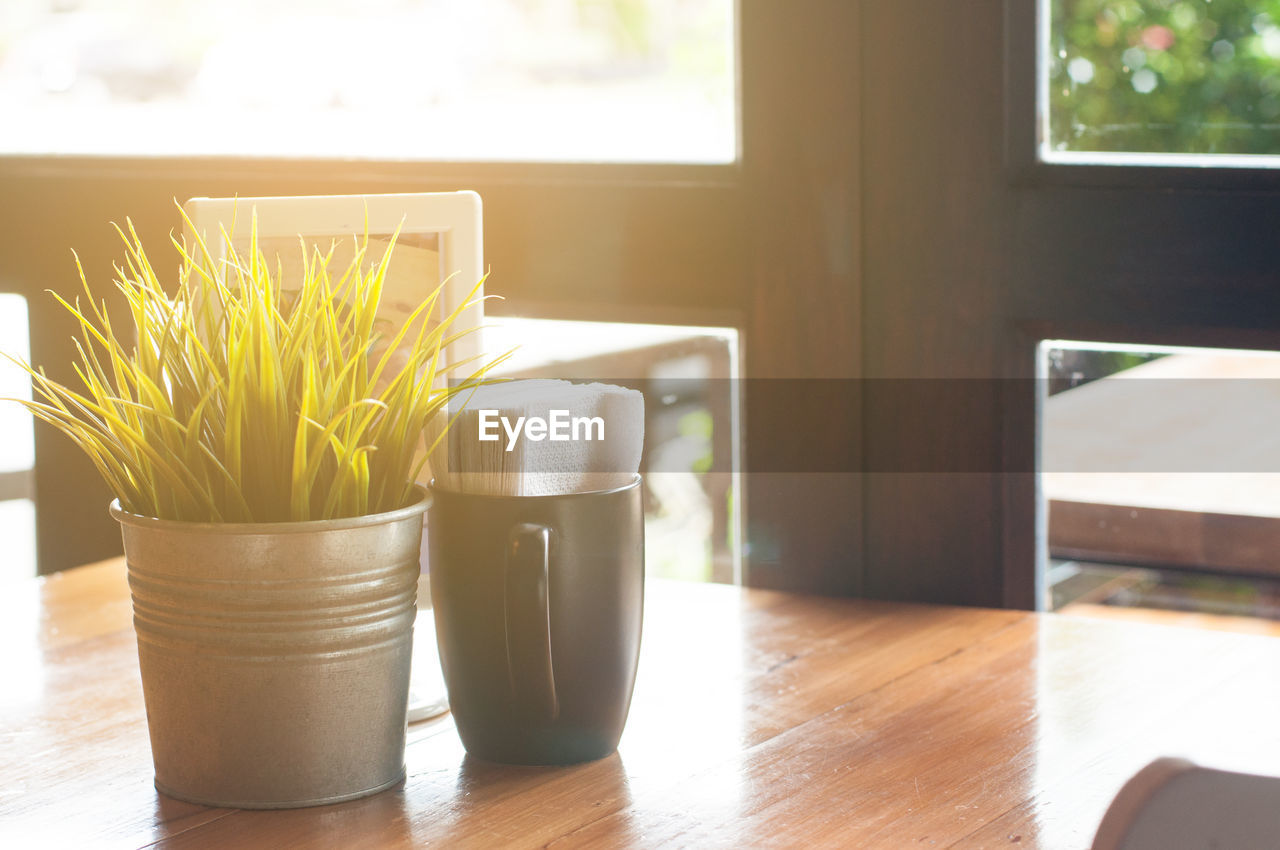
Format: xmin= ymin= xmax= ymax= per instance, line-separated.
xmin=4 ymin=561 xmax=1279 ymax=849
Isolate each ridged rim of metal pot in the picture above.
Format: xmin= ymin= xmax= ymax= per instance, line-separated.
xmin=110 ymin=485 xmax=431 ymax=533
xmin=153 ymin=771 xmax=408 ymax=810
xmin=429 ymin=473 xmax=641 ymax=502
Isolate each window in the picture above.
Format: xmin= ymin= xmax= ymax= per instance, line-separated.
xmin=0 ymin=294 xmax=37 ymax=581
xmin=2 ymin=0 xmax=787 ymax=580
xmin=1041 ymin=341 xmax=1280 ymax=632
xmin=0 ymin=0 xmax=735 ymax=163
xmin=485 ymin=316 xmax=742 ymax=584
xmin=1046 ymin=0 xmax=1280 ymax=164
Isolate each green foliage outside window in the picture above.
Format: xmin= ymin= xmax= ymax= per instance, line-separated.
xmin=1050 ymin=0 xmax=1280 ymax=153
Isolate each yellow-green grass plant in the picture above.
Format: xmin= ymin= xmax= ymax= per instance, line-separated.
xmin=5 ymin=209 xmax=503 ymax=523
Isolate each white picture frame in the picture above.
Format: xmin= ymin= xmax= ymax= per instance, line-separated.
xmin=181 ymin=191 xmax=485 ymax=369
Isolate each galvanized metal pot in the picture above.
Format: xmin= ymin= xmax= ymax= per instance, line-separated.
xmin=111 ymin=490 xmax=430 ymax=809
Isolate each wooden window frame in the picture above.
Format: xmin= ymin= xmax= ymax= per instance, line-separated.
xmin=1 ymin=2 xmax=865 ymax=593
xmin=999 ymin=0 xmax=1280 ymax=608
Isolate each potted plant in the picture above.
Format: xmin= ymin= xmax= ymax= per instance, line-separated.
xmin=6 ymin=208 xmax=499 ymax=808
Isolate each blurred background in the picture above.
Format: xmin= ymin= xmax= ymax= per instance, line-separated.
xmin=1049 ymin=0 xmax=1280 ymax=154
xmin=0 ymin=0 xmax=734 ymax=161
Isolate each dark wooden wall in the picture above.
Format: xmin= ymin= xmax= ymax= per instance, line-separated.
xmin=739 ymin=2 xmax=862 ymax=595
xmin=855 ymin=0 xmax=1280 ymax=609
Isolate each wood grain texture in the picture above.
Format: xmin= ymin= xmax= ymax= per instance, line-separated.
xmin=859 ymin=0 xmax=1008 ymax=608
xmin=1049 ymin=499 xmax=1280 ymax=578
xmin=4 ymin=560 xmax=1280 ymax=848
xmin=740 ymin=0 xmax=863 ymax=596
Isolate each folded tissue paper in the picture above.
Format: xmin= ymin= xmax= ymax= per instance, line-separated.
xmin=430 ymin=379 xmax=644 ymax=496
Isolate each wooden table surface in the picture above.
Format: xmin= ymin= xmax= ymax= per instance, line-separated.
xmin=4 ymin=560 xmax=1279 ymax=849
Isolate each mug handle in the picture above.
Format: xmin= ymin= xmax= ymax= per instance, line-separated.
xmin=504 ymin=523 xmax=559 ymax=720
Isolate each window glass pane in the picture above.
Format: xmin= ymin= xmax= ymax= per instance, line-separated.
xmin=0 ymin=294 xmax=35 ymax=475
xmin=0 ymin=294 xmax=36 ymax=581
xmin=1040 ymin=339 xmax=1280 ymax=635
xmin=484 ymin=316 xmax=742 ymax=584
xmin=0 ymin=499 xmax=36 ymax=584
xmin=1046 ymin=0 xmax=1280 ymax=161
xmin=0 ymin=0 xmax=735 ymax=163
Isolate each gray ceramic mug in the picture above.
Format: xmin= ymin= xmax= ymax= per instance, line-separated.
xmin=428 ymin=475 xmax=644 ymax=765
